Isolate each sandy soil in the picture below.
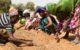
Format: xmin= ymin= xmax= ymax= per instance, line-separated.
xmin=0 ymin=22 xmax=80 ymax=50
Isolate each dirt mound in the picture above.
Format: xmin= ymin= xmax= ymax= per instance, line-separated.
xmin=0 ymin=22 xmax=80 ymax=50
xmin=0 ymin=42 xmax=23 ymax=50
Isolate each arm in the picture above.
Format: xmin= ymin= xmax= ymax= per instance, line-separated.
xmin=16 ymin=25 xmax=24 ymax=30
xmin=44 ymin=16 xmax=53 ymax=28
xmin=50 ymin=14 xmax=60 ymax=24
xmin=30 ymin=12 xmax=36 ymax=19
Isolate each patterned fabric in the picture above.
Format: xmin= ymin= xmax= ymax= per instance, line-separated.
xmin=69 ymin=15 xmax=78 ymax=29
xmin=0 ymin=13 xmax=12 ymax=33
xmin=0 ymin=29 xmax=8 ymax=37
xmin=69 ymin=5 xmax=80 ymax=29
xmin=40 ymin=17 xmax=56 ymax=33
xmin=25 ymin=17 xmax=40 ymax=29
xmin=69 ymin=3 xmax=80 ymax=37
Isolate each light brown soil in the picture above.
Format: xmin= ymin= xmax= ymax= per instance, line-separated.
xmin=0 ymin=22 xmax=80 ymax=50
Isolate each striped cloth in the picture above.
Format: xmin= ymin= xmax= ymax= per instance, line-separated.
xmin=0 ymin=13 xmax=12 ymax=32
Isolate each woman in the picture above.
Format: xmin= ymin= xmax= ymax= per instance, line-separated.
xmin=0 ymin=6 xmax=33 ymax=46
xmin=62 ymin=3 xmax=80 ymax=44
xmin=35 ymin=7 xmax=61 ymax=35
xmin=70 ymin=3 xmax=80 ymax=44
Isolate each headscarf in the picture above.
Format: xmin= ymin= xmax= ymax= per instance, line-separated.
xmin=9 ymin=6 xmax=18 ymax=17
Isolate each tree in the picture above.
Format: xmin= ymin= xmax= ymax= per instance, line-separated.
xmin=53 ymin=0 xmax=77 ymax=20
xmin=25 ymin=2 xmax=35 ymax=11
xmin=45 ymin=0 xmax=78 ymax=21
xmin=16 ymin=3 xmax=25 ymax=10
xmin=46 ymin=3 xmax=57 ymax=14
xmin=17 ymin=3 xmax=25 ymax=17
xmin=75 ymin=0 xmax=80 ymax=7
xmin=0 ymin=0 xmax=11 ymax=13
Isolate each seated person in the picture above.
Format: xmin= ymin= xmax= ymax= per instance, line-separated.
xmin=0 ymin=7 xmax=33 ymax=46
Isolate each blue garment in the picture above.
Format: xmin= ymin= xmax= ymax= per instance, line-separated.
xmin=35 ymin=7 xmax=45 ymax=13
xmin=40 ymin=17 xmax=57 ymax=33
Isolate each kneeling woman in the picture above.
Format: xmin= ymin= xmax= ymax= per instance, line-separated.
xmin=35 ymin=8 xmax=58 ymax=34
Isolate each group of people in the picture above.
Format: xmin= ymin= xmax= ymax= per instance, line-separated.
xmin=0 ymin=2 xmax=80 ymax=46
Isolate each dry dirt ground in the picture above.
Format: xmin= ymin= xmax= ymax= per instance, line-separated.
xmin=0 ymin=22 xmax=80 ymax=50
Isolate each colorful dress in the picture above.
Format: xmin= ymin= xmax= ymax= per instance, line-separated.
xmin=69 ymin=5 xmax=80 ymax=29
xmin=69 ymin=4 xmax=80 ymax=37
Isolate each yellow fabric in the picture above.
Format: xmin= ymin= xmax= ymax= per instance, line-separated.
xmin=0 ymin=29 xmax=8 ymax=37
